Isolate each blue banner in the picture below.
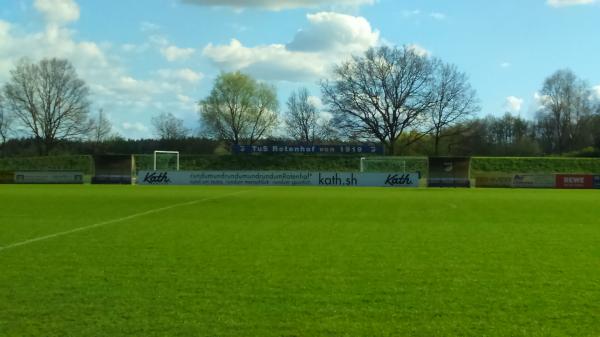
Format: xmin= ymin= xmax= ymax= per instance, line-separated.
xmin=233 ymin=144 xmax=384 ymax=155
xmin=594 ymin=176 xmax=600 ymax=189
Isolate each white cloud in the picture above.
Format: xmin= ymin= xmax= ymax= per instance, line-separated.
xmin=429 ymin=12 xmax=446 ymax=20
xmin=204 ymin=39 xmax=326 ymax=81
xmin=287 ymin=12 xmax=379 ymax=54
xmin=402 ymin=10 xmax=421 ymax=18
xmin=402 ymin=10 xmax=447 ymax=21
xmin=592 ymin=85 xmax=600 ymax=100
xmin=504 ymin=96 xmax=524 ymax=113
xmin=121 ymin=43 xmax=150 ymax=53
xmin=181 ymin=0 xmax=375 ymax=11
xmin=406 ymin=44 xmax=431 ymax=57
xmin=140 ymin=21 xmax=161 ymax=33
xmin=176 ymin=94 xmax=197 ymax=111
xmin=34 ymin=0 xmax=80 ymax=24
xmin=547 ymin=0 xmax=597 ymax=7
xmin=177 ymin=94 xmax=193 ymax=104
xmin=500 ymin=62 xmax=512 ymax=68
xmin=157 ymin=68 xmax=204 ymax=83
xmin=203 ymin=12 xmax=380 ymax=81
xmin=307 ymin=95 xmax=323 ymax=109
xmin=122 ymin=122 xmax=149 ymax=133
xmin=160 ymin=45 xmax=196 ymax=62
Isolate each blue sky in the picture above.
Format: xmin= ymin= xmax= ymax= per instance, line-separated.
xmin=1 ymin=0 xmax=599 ymax=138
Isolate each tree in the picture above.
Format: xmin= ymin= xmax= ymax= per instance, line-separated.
xmin=428 ymin=62 xmax=478 ymax=155
xmin=0 ymin=94 xmax=13 ymax=155
xmin=322 ymin=46 xmax=436 ymax=155
xmin=3 ymin=58 xmax=92 ymax=155
xmin=151 ymin=112 xmax=189 ymax=140
xmin=285 ymin=88 xmax=320 ymax=143
xmin=91 ymin=109 xmax=113 ymax=144
xmin=537 ymin=69 xmax=594 ymax=154
xmin=199 ymin=72 xmax=279 ymax=145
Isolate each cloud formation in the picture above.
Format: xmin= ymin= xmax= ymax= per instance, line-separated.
xmin=34 ymin=0 xmax=80 ymax=24
xmin=505 ymin=96 xmax=524 ymax=113
xmin=161 ymin=45 xmax=196 ymax=62
xmin=203 ymin=12 xmax=380 ymax=81
xmin=593 ymin=85 xmax=600 ymax=100
xmin=181 ymin=0 xmax=374 ymax=11
xmin=547 ymin=0 xmax=597 ymax=7
xmin=157 ymin=68 xmax=204 ymax=83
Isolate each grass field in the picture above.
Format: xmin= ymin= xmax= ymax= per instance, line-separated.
xmin=1 ymin=185 xmax=600 ymax=337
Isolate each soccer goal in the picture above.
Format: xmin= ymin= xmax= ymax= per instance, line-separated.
xmin=153 ymin=151 xmax=180 ymax=171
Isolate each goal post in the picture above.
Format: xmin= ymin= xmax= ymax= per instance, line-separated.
xmin=153 ymin=151 xmax=180 ymax=171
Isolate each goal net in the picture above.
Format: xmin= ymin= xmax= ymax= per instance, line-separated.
xmin=153 ymin=151 xmax=180 ymax=171
xmin=360 ymin=157 xmax=428 ymax=176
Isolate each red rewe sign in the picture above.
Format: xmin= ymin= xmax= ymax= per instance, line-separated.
xmin=556 ymin=175 xmax=594 ymax=189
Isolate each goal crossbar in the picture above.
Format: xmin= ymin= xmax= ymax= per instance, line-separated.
xmin=153 ymin=151 xmax=180 ymax=171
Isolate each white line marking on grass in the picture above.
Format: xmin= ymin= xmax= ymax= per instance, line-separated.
xmin=0 ymin=190 xmax=248 ymax=252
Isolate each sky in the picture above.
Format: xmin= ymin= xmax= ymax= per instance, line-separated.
xmin=0 ymin=0 xmax=599 ymax=139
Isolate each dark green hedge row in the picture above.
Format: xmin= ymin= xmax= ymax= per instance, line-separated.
xmin=471 ymin=157 xmax=600 ymax=175
xmin=134 ymin=155 xmax=365 ymax=172
xmin=0 ymin=156 xmax=94 ymax=174
xmin=1 ymin=155 xmax=599 ymax=176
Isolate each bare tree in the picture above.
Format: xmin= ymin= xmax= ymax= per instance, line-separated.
xmin=200 ymin=72 xmax=279 ymax=145
xmin=285 ymin=88 xmax=320 ymax=143
xmin=152 ymin=112 xmax=189 ymax=140
xmin=428 ymin=61 xmax=479 ymax=155
xmin=322 ymin=46 xmax=436 ymax=155
xmin=91 ymin=109 xmax=113 ymax=144
xmin=0 ymin=94 xmax=13 ymax=155
xmin=2 ymin=58 xmax=92 ymax=155
xmin=538 ymin=69 xmax=594 ymax=154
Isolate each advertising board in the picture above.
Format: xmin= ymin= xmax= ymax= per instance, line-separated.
xmin=593 ymin=176 xmax=600 ymax=189
xmin=475 ymin=176 xmax=514 ymax=188
xmin=232 ymin=144 xmax=384 ymax=155
xmin=14 ymin=171 xmax=84 ymax=184
xmin=137 ymin=171 xmax=420 ymax=188
xmin=427 ymin=178 xmax=471 ymax=188
xmin=428 ymin=157 xmax=471 ymax=188
xmin=555 ymin=175 xmax=594 ymax=189
xmin=92 ymin=175 xmax=132 ymax=185
xmin=512 ymin=175 xmax=555 ymax=188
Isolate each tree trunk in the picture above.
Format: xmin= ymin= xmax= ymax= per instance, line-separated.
xmin=386 ymin=141 xmax=395 ymax=156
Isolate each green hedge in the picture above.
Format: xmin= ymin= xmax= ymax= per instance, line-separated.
xmin=472 ymin=157 xmax=600 ymax=175
xmin=0 ymin=156 xmax=93 ymax=174
xmin=1 ymin=155 xmax=599 ymax=177
xmin=134 ymin=155 xmax=365 ymax=172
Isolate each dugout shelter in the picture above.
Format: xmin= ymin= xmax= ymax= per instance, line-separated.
xmin=92 ymin=155 xmax=134 ymax=185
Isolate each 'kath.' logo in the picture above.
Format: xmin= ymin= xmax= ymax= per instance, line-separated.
xmin=143 ymin=172 xmax=171 ymax=184
xmin=385 ymin=174 xmax=413 ymax=186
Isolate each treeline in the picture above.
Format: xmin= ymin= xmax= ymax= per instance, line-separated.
xmin=407 ymin=113 xmax=600 ymax=157
xmin=2 ymin=111 xmax=600 ymax=158
xmin=0 ymin=47 xmax=599 ymax=158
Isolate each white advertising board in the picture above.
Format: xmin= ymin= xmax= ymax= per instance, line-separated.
xmin=137 ymin=171 xmax=420 ymax=188
xmin=512 ymin=174 xmax=555 ymax=188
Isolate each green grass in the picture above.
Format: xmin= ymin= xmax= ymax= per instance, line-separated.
xmin=1 ymin=186 xmax=600 ymax=336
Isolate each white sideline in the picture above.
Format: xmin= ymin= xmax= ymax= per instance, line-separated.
xmin=0 ymin=190 xmax=248 ymax=252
